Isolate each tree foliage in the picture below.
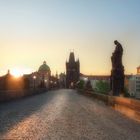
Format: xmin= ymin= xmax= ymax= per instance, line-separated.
xmin=124 ymin=87 xmax=130 ymax=97
xmin=95 ymin=80 xmax=110 ymax=94
xmin=85 ymin=80 xmax=93 ymax=91
xmin=76 ymin=80 xmax=85 ymax=89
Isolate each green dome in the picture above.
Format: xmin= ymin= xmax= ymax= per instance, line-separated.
xmin=38 ymin=61 xmax=50 ymax=72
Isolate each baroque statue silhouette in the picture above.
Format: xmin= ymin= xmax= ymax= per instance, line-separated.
xmin=110 ymin=40 xmax=125 ymax=96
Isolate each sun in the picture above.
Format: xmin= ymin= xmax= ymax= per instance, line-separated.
xmin=11 ymin=68 xmax=32 ymax=78
xmin=11 ymin=69 xmax=23 ymax=78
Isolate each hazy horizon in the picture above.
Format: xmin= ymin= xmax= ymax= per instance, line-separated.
xmin=0 ymin=0 xmax=140 ymax=76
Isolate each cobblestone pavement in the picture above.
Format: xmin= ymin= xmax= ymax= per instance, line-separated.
xmin=0 ymin=89 xmax=140 ymax=140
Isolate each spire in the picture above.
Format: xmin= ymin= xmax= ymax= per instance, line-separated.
xmin=55 ymin=71 xmax=58 ymax=79
xmin=69 ymin=52 xmax=75 ymax=62
xmin=7 ymin=69 xmax=10 ymax=75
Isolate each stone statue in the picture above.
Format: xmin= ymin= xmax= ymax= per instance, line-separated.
xmin=110 ymin=40 xmax=125 ymax=96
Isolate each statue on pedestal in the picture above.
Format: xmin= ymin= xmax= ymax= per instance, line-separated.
xmin=110 ymin=40 xmax=125 ymax=96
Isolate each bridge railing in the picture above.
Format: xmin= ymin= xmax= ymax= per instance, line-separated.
xmin=78 ymin=90 xmax=140 ymax=122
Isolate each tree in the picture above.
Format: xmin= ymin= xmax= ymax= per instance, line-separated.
xmin=95 ymin=80 xmax=110 ymax=94
xmin=76 ymin=80 xmax=85 ymax=89
xmin=124 ymin=87 xmax=130 ymax=97
xmin=85 ymin=80 xmax=93 ymax=91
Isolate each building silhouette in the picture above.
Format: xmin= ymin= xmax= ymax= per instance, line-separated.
xmin=128 ymin=66 xmax=140 ymax=98
xmin=66 ymin=52 xmax=80 ymax=88
xmin=59 ymin=72 xmax=66 ymax=88
xmin=24 ymin=61 xmax=51 ymax=89
xmin=0 ymin=70 xmax=24 ymax=90
xmin=25 ymin=61 xmax=59 ymax=89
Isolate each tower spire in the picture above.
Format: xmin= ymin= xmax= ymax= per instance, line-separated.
xmin=69 ymin=52 xmax=75 ymax=62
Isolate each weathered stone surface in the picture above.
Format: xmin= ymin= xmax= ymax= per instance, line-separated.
xmin=0 ymin=89 xmax=140 ymax=140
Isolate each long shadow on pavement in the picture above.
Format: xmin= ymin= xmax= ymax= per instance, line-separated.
xmin=0 ymin=91 xmax=56 ymax=136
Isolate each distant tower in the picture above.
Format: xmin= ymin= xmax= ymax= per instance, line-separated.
xmin=66 ymin=52 xmax=80 ymax=88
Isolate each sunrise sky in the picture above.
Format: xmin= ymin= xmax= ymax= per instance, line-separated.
xmin=0 ymin=0 xmax=140 ymax=76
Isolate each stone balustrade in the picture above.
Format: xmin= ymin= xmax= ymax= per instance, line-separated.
xmin=79 ymin=90 xmax=140 ymax=122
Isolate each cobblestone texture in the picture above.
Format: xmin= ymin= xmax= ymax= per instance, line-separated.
xmin=0 ymin=89 xmax=140 ymax=140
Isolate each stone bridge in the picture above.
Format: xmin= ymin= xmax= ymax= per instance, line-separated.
xmin=0 ymin=89 xmax=140 ymax=140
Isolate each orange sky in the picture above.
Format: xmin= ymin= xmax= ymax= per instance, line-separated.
xmin=0 ymin=0 xmax=140 ymax=76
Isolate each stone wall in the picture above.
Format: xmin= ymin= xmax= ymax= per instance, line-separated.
xmin=0 ymin=88 xmax=47 ymax=102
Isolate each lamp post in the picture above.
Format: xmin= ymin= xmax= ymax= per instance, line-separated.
xmin=33 ymin=75 xmax=36 ymax=89
xmin=50 ymin=81 xmax=53 ymax=89
xmin=44 ymin=79 xmax=47 ymax=88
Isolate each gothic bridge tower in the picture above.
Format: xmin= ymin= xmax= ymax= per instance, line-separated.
xmin=66 ymin=52 xmax=80 ymax=88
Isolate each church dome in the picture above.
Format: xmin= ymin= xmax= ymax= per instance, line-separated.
xmin=38 ymin=61 xmax=50 ymax=72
